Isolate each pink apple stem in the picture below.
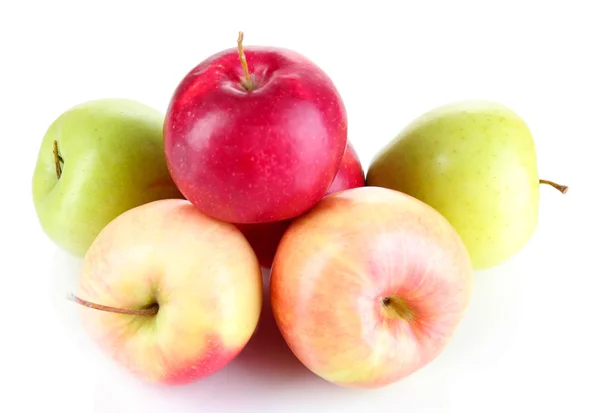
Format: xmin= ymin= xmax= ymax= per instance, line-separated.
xmin=237 ymin=31 xmax=253 ymax=91
xmin=67 ymin=293 xmax=159 ymax=316
xmin=53 ymin=140 xmax=63 ymax=179
xmin=539 ymin=179 xmax=568 ymax=194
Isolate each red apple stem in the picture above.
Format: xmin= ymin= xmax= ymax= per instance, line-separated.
xmin=53 ymin=140 xmax=63 ymax=179
xmin=539 ymin=179 xmax=568 ymax=194
xmin=67 ymin=293 xmax=159 ymax=316
xmin=237 ymin=31 xmax=253 ymax=91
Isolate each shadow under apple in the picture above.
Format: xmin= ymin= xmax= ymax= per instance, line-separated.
xmin=46 ymin=249 xmax=88 ymax=342
xmin=231 ymin=269 xmax=315 ymax=379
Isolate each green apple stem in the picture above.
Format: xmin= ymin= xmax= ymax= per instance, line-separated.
xmin=53 ymin=140 xmax=63 ymax=179
xmin=382 ymin=296 xmax=414 ymax=322
xmin=67 ymin=293 xmax=159 ymax=316
xmin=237 ymin=31 xmax=253 ymax=91
xmin=539 ymin=179 xmax=568 ymax=194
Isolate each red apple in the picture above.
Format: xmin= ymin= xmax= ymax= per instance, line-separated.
xmin=163 ymin=33 xmax=348 ymax=224
xmin=236 ymin=141 xmax=365 ymax=269
xmin=270 ymin=187 xmax=473 ymax=388
xmin=72 ymin=199 xmax=263 ymax=385
xmin=234 ymin=220 xmax=291 ymax=270
xmin=326 ymin=140 xmax=365 ymax=195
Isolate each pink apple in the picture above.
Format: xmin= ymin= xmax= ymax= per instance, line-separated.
xmin=270 ymin=186 xmax=473 ymax=388
xmin=163 ymin=33 xmax=348 ymax=224
xmin=73 ymin=199 xmax=263 ymax=385
xmin=236 ymin=141 xmax=365 ymax=269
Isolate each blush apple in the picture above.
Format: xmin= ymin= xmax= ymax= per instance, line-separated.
xmin=270 ymin=186 xmax=473 ymax=388
xmin=163 ymin=33 xmax=348 ymax=224
xmin=71 ymin=199 xmax=263 ymax=385
xmin=236 ymin=141 xmax=365 ymax=269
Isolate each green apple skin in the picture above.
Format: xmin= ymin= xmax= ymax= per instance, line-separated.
xmin=32 ymin=99 xmax=183 ymax=258
xmin=366 ymin=101 xmax=540 ymax=270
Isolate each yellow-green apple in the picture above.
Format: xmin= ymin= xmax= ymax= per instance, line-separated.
xmin=270 ymin=186 xmax=473 ymax=388
xmin=32 ymin=98 xmax=183 ymax=258
xmin=366 ymin=100 xmax=568 ymax=269
xmin=70 ymin=198 xmax=263 ymax=385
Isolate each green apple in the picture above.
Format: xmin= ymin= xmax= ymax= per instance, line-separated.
xmin=366 ymin=100 xmax=567 ymax=270
xmin=32 ymin=98 xmax=183 ymax=257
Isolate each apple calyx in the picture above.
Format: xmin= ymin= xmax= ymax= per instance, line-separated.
xmin=381 ymin=296 xmax=415 ymax=322
xmin=67 ymin=293 xmax=159 ymax=316
xmin=237 ymin=31 xmax=254 ymax=91
xmin=539 ymin=179 xmax=569 ymax=194
xmin=53 ymin=140 xmax=64 ymax=179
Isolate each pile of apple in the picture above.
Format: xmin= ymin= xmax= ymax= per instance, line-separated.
xmin=32 ymin=33 xmax=567 ymax=389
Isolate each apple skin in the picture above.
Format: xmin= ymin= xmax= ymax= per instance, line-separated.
xmin=270 ymin=186 xmax=472 ymax=388
xmin=163 ymin=45 xmax=348 ymax=224
xmin=236 ymin=141 xmax=365 ymax=268
xmin=366 ymin=101 xmax=542 ymax=270
xmin=32 ymin=99 xmax=183 ymax=258
xmin=326 ymin=141 xmax=366 ymax=195
xmin=234 ymin=220 xmax=291 ymax=270
xmin=76 ymin=199 xmax=263 ymax=385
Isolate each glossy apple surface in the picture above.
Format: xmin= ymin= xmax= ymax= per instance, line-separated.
xmin=270 ymin=187 xmax=472 ymax=388
xmin=32 ymin=99 xmax=182 ymax=257
xmin=75 ymin=199 xmax=263 ymax=385
xmin=326 ymin=141 xmax=365 ymax=195
xmin=236 ymin=141 xmax=365 ymax=268
xmin=366 ymin=100 xmax=562 ymax=269
xmin=163 ymin=41 xmax=347 ymax=224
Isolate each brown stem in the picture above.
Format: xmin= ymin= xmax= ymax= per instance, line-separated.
xmin=53 ymin=140 xmax=63 ymax=179
xmin=382 ymin=296 xmax=414 ymax=322
xmin=67 ymin=293 xmax=159 ymax=316
xmin=539 ymin=179 xmax=568 ymax=194
xmin=237 ymin=31 xmax=253 ymax=90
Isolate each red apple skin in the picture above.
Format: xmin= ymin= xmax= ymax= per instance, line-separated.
xmin=325 ymin=141 xmax=365 ymax=195
xmin=234 ymin=220 xmax=292 ymax=270
xmin=163 ymin=46 xmax=348 ymax=224
xmin=270 ymin=186 xmax=473 ymax=388
xmin=236 ymin=141 xmax=365 ymax=269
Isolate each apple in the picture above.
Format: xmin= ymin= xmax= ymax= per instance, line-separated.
xmin=163 ymin=32 xmax=348 ymax=224
xmin=32 ymin=98 xmax=183 ymax=258
xmin=234 ymin=220 xmax=291 ymax=270
xmin=71 ymin=199 xmax=263 ymax=385
xmin=366 ymin=100 xmax=568 ymax=269
xmin=325 ymin=140 xmax=366 ymax=195
xmin=270 ymin=186 xmax=473 ymax=388
xmin=236 ymin=141 xmax=365 ymax=268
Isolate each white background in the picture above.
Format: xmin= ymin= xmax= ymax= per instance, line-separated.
xmin=2 ymin=1 xmax=599 ymax=412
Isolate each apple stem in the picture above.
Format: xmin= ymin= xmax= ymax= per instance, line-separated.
xmin=237 ymin=31 xmax=253 ymax=91
xmin=382 ymin=296 xmax=414 ymax=322
xmin=53 ymin=140 xmax=63 ymax=179
xmin=67 ymin=293 xmax=159 ymax=316
xmin=539 ymin=179 xmax=568 ymax=194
